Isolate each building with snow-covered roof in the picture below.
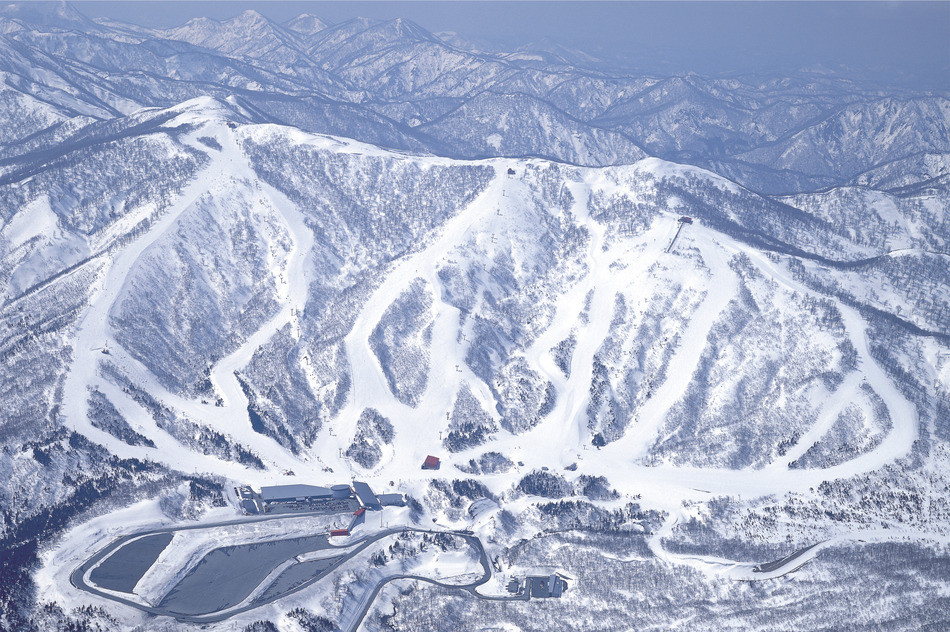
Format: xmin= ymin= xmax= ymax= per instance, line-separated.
xmin=377 ymin=493 xmax=406 ymax=507
xmin=526 ymin=573 xmax=569 ymax=598
xmin=260 ymin=484 xmax=332 ymax=503
xmin=331 ymin=484 xmax=352 ymax=498
xmin=352 ymin=481 xmax=382 ymax=510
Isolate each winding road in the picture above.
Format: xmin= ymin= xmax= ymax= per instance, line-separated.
xmin=70 ymin=515 xmax=525 ymax=630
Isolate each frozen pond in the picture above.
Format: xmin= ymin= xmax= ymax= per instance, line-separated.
xmin=258 ymin=557 xmax=343 ymax=601
xmin=89 ymin=533 xmax=174 ymax=593
xmin=158 ymin=534 xmax=331 ymax=615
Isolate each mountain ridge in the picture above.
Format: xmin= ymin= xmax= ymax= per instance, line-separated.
xmin=0 ymin=4 xmax=946 ymax=192
xmin=0 ymin=5 xmax=948 ymax=631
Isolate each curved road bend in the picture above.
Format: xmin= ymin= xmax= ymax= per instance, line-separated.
xmin=71 ymin=511 xmax=387 ymax=620
xmin=71 ymin=518 xmax=521 ymax=626
xmin=345 ymin=530 xmax=531 ymax=632
xmin=752 ymin=541 xmax=823 ymax=575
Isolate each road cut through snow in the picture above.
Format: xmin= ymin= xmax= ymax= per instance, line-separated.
xmin=649 ymin=505 xmax=950 ymax=583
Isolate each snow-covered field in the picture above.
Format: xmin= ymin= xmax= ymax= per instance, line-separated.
xmin=1 ymin=5 xmax=947 ymax=629
xmin=14 ymin=97 xmax=945 ymax=630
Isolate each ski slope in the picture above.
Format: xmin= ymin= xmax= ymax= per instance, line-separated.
xmin=51 ymin=106 xmax=926 ymax=603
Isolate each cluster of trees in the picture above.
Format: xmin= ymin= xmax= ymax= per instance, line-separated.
xmin=241 ymin=324 xmax=322 ymax=449
xmin=86 ymin=389 xmax=155 ymax=448
xmin=516 ymin=472 xmax=621 ymax=504
xmin=236 ymin=374 xmax=303 ymax=454
xmin=103 ymin=362 xmax=265 ymax=469
xmin=286 ymin=608 xmax=336 ymax=632
xmin=516 ymin=471 xmax=573 ymax=499
xmin=243 ymin=139 xmax=493 ymax=272
xmin=790 ymin=402 xmax=886 ymax=469
xmin=346 ymin=408 xmax=394 ymax=469
xmin=589 ymin=185 xmax=659 ymax=240
xmin=550 ymin=333 xmax=576 ymax=378
xmin=491 ymin=358 xmax=556 ymax=434
xmin=443 ymin=385 xmax=496 ymax=453
xmin=20 ymin=602 xmax=119 ymax=632
xmin=0 ymin=122 xmax=204 ymax=238
xmin=425 ymin=479 xmax=495 ymax=520
xmin=111 ymin=189 xmax=288 ymax=396
xmin=537 ymin=500 xmax=654 ymax=534
xmin=454 ymin=451 xmax=513 ymax=475
xmin=370 ymin=279 xmax=434 ymax=407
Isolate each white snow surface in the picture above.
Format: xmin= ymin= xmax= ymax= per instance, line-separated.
xmin=31 ymin=100 xmax=940 ymax=625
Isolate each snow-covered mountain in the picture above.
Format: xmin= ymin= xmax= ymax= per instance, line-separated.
xmin=0 ymin=3 xmax=947 ymax=190
xmin=1 ymin=5 xmax=948 ymax=632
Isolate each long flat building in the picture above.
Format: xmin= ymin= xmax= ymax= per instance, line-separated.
xmin=261 ymin=484 xmax=332 ymax=503
xmin=377 ymin=493 xmax=406 ymax=507
xmin=352 ymin=481 xmax=381 ymax=510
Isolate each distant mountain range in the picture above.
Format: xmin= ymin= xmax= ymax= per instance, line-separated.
xmin=1 ymin=4 xmax=949 ymax=632
xmin=1 ymin=3 xmax=947 ymax=194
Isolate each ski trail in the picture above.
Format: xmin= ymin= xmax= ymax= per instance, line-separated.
xmin=315 ymin=157 xmax=915 ymax=512
xmin=768 ymin=372 xmax=864 ymax=469
xmin=203 ymin=129 xmax=315 ymax=418
xmin=606 ymin=226 xmax=738 ymax=462
xmin=60 ymin=126 xmax=235 ymax=467
xmin=60 ymin=117 xmax=320 ymax=480
xmin=328 ymin=162 xmax=509 ymax=471
xmin=521 ymin=183 xmax=590 ymax=393
xmin=544 ymin=179 xmax=616 ymax=452
xmin=57 ymin=113 xmax=922 ymax=544
xmin=741 ymin=246 xmax=918 ymax=477
xmin=574 ymin=233 xmax=918 ymax=505
xmin=519 ymin=180 xmax=673 ymax=462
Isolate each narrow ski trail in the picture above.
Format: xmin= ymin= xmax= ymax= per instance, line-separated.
xmin=60 ymin=116 xmax=320 ymax=481
xmin=324 ymin=162 xmax=510 ymax=475
xmin=57 ymin=118 xmax=920 ymax=523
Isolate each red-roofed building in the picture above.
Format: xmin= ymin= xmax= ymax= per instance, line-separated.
xmin=330 ymin=529 xmax=349 ymax=537
xmin=422 ymin=455 xmax=440 ymax=470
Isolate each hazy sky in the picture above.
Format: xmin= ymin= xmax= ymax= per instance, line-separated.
xmin=71 ymin=1 xmax=950 ymax=88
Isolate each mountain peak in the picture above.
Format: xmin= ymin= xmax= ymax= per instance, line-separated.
xmin=228 ymin=9 xmax=269 ymax=26
xmin=0 ymin=0 xmax=93 ymax=29
xmin=384 ymin=16 xmax=436 ymax=42
xmin=285 ymin=13 xmax=328 ymax=36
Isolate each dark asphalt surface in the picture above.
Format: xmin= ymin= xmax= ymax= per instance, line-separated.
xmin=87 ymin=532 xmax=173 ymax=593
xmin=70 ymin=514 xmax=525 ymax=628
xmin=752 ymin=542 xmax=822 ymax=574
xmin=157 ymin=534 xmax=331 ymax=615
xmin=344 ymin=530 xmax=529 ymax=632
